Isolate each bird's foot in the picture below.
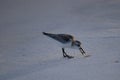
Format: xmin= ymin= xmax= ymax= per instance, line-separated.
xmin=83 ymin=54 xmax=91 ymax=58
xmin=63 ymin=54 xmax=74 ymax=59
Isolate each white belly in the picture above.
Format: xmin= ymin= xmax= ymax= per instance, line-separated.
xmin=60 ymin=42 xmax=78 ymax=49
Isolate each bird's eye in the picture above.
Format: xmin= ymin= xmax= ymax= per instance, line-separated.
xmin=77 ymin=44 xmax=80 ymax=47
xmin=76 ymin=44 xmax=80 ymax=47
xmin=75 ymin=41 xmax=81 ymax=47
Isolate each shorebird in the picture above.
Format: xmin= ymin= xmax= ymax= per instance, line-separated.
xmin=43 ymin=32 xmax=87 ymax=58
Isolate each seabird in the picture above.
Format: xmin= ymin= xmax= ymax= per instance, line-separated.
xmin=43 ymin=32 xmax=87 ymax=58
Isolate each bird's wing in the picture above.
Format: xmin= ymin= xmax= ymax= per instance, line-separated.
xmin=43 ymin=32 xmax=74 ymax=43
xmin=57 ymin=34 xmax=74 ymax=43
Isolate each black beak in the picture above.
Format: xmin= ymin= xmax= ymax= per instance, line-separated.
xmin=79 ymin=47 xmax=86 ymax=55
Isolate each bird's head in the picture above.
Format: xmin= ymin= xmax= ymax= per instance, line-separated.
xmin=73 ymin=40 xmax=86 ymax=55
xmin=73 ymin=40 xmax=81 ymax=46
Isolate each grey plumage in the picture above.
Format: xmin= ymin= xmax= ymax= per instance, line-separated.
xmin=43 ymin=32 xmax=73 ymax=43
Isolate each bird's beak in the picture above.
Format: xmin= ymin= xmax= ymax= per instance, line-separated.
xmin=79 ymin=47 xmax=86 ymax=56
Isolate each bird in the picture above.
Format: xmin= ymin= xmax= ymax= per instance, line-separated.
xmin=43 ymin=32 xmax=87 ymax=59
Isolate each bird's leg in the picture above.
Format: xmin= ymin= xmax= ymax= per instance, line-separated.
xmin=71 ymin=41 xmax=74 ymax=46
xmin=62 ymin=48 xmax=74 ymax=59
xmin=71 ymin=39 xmax=75 ymax=46
xmin=62 ymin=48 xmax=66 ymax=57
xmin=62 ymin=48 xmax=69 ymax=57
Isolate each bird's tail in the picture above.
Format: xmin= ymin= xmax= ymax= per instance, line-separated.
xmin=42 ymin=32 xmax=58 ymax=40
xmin=42 ymin=32 xmax=48 ymax=35
xmin=43 ymin=32 xmax=53 ymax=36
xmin=42 ymin=32 xmax=54 ymax=37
